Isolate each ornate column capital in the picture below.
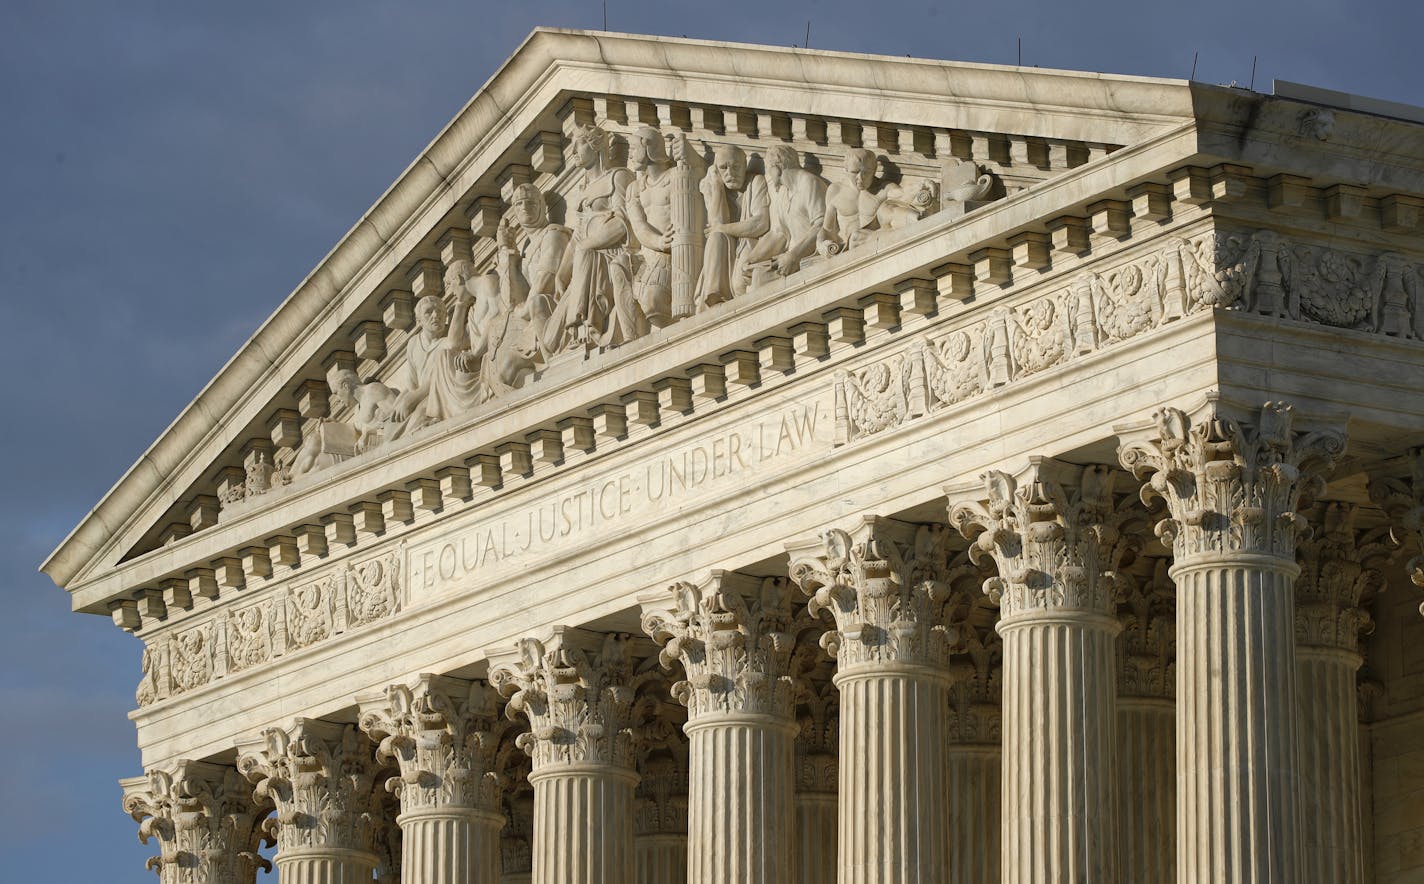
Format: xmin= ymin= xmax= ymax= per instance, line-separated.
xmin=633 ymin=714 xmax=689 ymax=837
xmin=121 ymin=760 xmax=272 ymax=884
xmin=790 ymin=621 xmax=839 ymax=793
xmin=235 ymin=718 xmax=385 ymax=856
xmin=786 ymin=516 xmax=961 ymax=672
xmin=1369 ymin=446 xmax=1424 ymax=615
xmin=1295 ymin=502 xmax=1389 ymax=654
xmin=489 ymin=626 xmax=641 ymax=771
xmin=949 ymin=457 xmax=1140 ymax=624
xmin=1116 ymin=558 xmax=1176 ymax=700
xmin=357 ymin=673 xmax=511 ymax=814
xmin=641 ymin=570 xmax=798 ymax=720
xmin=1117 ymin=398 xmax=1347 ymax=564
xmin=946 ymin=621 xmax=1003 ymax=745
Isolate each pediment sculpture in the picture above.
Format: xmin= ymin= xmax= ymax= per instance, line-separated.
xmin=264 ymin=122 xmax=998 ymax=497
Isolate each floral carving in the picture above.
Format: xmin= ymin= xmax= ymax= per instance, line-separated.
xmin=789 ymin=628 xmax=839 ymax=791
xmin=641 ymin=572 xmax=798 ymax=719
xmin=347 ymin=552 xmax=401 ymax=627
xmin=1118 ymin=400 xmax=1346 ymax=562
xmin=287 ymin=578 xmax=334 ymax=650
xmin=490 ymin=629 xmax=639 ymax=769
xmin=137 ymin=643 xmax=167 ymax=707
xmin=1010 ymin=297 xmax=1070 ymax=376
xmin=951 ymin=462 xmax=1142 ymax=620
xmin=171 ymin=624 xmax=215 ymax=693
xmin=834 ymin=355 xmax=920 ymax=444
xmin=946 ymin=622 xmax=1002 ymax=745
xmin=1116 ymin=558 xmax=1176 ymax=699
xmin=226 ymin=602 xmax=273 ymax=674
xmin=633 ymin=716 xmax=689 ymax=836
xmin=1295 ymin=503 xmax=1389 ymax=653
xmin=923 ymin=328 xmax=987 ymax=407
xmin=122 ymin=760 xmax=272 ymax=884
xmin=359 ymin=675 xmax=510 ymax=813
xmin=788 ymin=517 xmax=962 ymax=670
xmin=237 ymin=720 xmax=386 ymax=855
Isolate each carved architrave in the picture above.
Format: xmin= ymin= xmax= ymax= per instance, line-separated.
xmin=122 ymin=761 xmax=272 ymax=884
xmin=641 ymin=571 xmax=798 ymax=720
xmin=787 ymin=517 xmax=962 ymax=672
xmin=950 ymin=461 xmax=1142 ymax=621
xmin=236 ymin=719 xmax=386 ymax=856
xmin=1118 ymin=400 xmax=1347 ymax=563
xmin=358 ymin=674 xmax=510 ymax=813
xmin=490 ymin=628 xmax=640 ymax=770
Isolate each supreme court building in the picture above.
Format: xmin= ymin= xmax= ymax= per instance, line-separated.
xmin=43 ymin=28 xmax=1424 ymax=884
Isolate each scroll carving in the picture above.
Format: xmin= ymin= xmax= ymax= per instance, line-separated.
xmin=122 ymin=761 xmax=272 ymax=884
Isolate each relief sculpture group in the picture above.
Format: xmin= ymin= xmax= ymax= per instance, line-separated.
xmin=280 ymin=124 xmax=991 ymax=490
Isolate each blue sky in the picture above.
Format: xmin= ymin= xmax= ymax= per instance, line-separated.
xmin=3 ymin=1 xmax=1420 ymax=880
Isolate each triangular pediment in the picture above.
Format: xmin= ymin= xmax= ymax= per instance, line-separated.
xmin=46 ymin=28 xmax=1210 ymax=607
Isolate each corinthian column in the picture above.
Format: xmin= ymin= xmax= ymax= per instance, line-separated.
xmin=790 ymin=635 xmax=838 ymax=884
xmin=1116 ymin=559 xmax=1176 ymax=884
xmin=237 ymin=719 xmax=386 ymax=884
xmin=491 ymin=627 xmax=639 ymax=884
xmin=642 ymin=571 xmax=798 ymax=884
xmin=951 ymin=459 xmax=1129 ymax=884
xmin=788 ymin=517 xmax=959 ymax=884
xmin=358 ymin=674 xmax=510 ymax=884
xmin=944 ymin=620 xmax=1001 ymax=884
xmin=1118 ymin=399 xmax=1346 ymax=884
xmin=633 ymin=718 xmax=689 ymax=884
xmin=121 ymin=760 xmax=271 ymax=884
xmin=1293 ymin=503 xmax=1385 ymax=884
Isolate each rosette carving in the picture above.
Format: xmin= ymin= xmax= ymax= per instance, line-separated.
xmin=641 ymin=571 xmax=798 ymax=720
xmin=122 ymin=761 xmax=272 ymax=884
xmin=1116 ymin=558 xmax=1176 ymax=699
xmin=236 ymin=719 xmax=386 ymax=855
xmin=950 ymin=460 xmax=1141 ymax=620
xmin=358 ymin=674 xmax=511 ymax=813
xmin=1118 ymin=400 xmax=1346 ymax=562
xmin=490 ymin=628 xmax=639 ymax=769
xmin=787 ymin=516 xmax=960 ymax=671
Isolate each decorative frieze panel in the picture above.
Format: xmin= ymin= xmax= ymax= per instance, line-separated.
xmin=136 ymin=548 xmax=404 ymax=707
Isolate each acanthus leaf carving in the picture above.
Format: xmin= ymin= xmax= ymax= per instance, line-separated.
xmin=122 ymin=760 xmax=273 ymax=884
xmin=787 ymin=517 xmax=963 ymax=671
xmin=1118 ymin=400 xmax=1346 ymax=563
xmin=490 ymin=629 xmax=639 ymax=769
xmin=1294 ymin=502 xmax=1390 ymax=653
xmin=235 ymin=719 xmax=387 ymax=856
xmin=1115 ymin=558 xmax=1176 ymax=700
xmin=640 ymin=572 xmax=798 ymax=720
xmin=358 ymin=674 xmax=510 ymax=814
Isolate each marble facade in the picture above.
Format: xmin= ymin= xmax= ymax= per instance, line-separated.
xmin=45 ymin=28 xmax=1424 ymax=883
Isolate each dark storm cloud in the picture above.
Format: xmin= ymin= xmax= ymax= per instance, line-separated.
xmin=2 ymin=1 xmax=1419 ymax=879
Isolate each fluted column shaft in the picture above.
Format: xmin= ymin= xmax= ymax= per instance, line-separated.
xmin=636 ymin=834 xmax=687 ymax=884
xmin=836 ymin=663 xmax=951 ymax=883
xmin=999 ymin=611 xmax=1119 ymax=884
xmin=530 ymin=765 xmax=637 ymax=884
xmin=397 ymin=806 xmax=503 ymax=884
xmin=1173 ymin=556 xmax=1302 ymax=884
xmin=794 ymin=792 xmax=837 ymax=884
xmin=1118 ymin=698 xmax=1175 ymax=883
xmin=1297 ymin=646 xmax=1365 ymax=884
xmin=274 ymin=848 xmax=378 ymax=884
xmin=945 ymin=745 xmax=1000 ymax=884
xmin=686 ymin=714 xmax=797 ymax=883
